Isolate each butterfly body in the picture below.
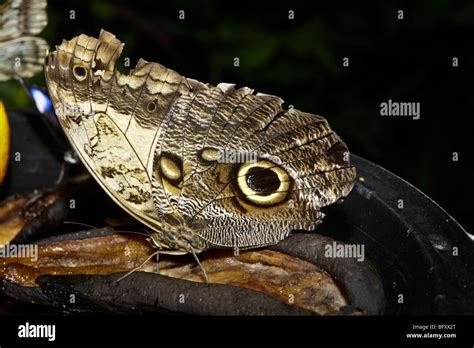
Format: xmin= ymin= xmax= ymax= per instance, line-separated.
xmin=45 ymin=30 xmax=356 ymax=254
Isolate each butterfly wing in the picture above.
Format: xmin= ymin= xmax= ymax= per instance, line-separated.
xmin=0 ymin=37 xmax=48 ymax=80
xmin=154 ymin=84 xmax=355 ymax=248
xmin=0 ymin=0 xmax=47 ymax=41
xmin=45 ymin=30 xmax=203 ymax=233
xmin=45 ymin=30 xmax=356 ymax=251
xmin=0 ymin=0 xmax=48 ymax=81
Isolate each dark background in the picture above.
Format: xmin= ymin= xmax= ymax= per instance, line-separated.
xmin=1 ymin=0 xmax=472 ymax=233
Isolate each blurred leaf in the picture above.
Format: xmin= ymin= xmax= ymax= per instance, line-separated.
xmin=239 ymin=36 xmax=277 ymax=71
xmin=284 ymin=22 xmax=340 ymax=75
xmin=89 ymin=0 xmax=116 ymax=20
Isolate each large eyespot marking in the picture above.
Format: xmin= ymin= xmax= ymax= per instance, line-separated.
xmin=73 ymin=64 xmax=88 ymax=81
xmin=246 ymin=167 xmax=280 ymax=194
xmin=233 ymin=160 xmax=291 ymax=206
xmin=159 ymin=152 xmax=182 ymax=183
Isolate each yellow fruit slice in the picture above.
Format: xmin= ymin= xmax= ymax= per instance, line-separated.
xmin=0 ymin=101 xmax=9 ymax=184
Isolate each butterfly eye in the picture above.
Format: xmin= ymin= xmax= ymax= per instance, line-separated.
xmin=234 ymin=160 xmax=291 ymax=206
xmin=73 ymin=64 xmax=88 ymax=81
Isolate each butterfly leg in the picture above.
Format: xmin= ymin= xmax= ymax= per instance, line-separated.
xmin=155 ymin=251 xmax=160 ymax=274
xmin=116 ymin=249 xmax=160 ymax=282
xmin=147 ymin=230 xmax=209 ymax=283
xmin=189 ymin=245 xmax=209 ymax=284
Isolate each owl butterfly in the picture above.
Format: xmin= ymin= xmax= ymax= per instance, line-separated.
xmin=45 ymin=30 xmax=356 ymax=262
xmin=0 ymin=0 xmax=48 ymax=81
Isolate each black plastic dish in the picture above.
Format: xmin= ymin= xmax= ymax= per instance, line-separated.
xmin=318 ymin=155 xmax=474 ymax=314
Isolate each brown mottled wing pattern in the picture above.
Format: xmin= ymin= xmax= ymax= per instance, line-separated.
xmin=45 ymin=30 xmax=356 ymax=251
xmin=0 ymin=0 xmax=48 ymax=81
xmin=158 ymin=85 xmax=355 ymax=248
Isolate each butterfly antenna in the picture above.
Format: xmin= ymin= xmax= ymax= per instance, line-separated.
xmin=62 ymin=221 xmax=152 ymax=238
xmin=63 ymin=221 xmax=99 ymax=229
xmin=113 ymin=229 xmax=152 ymax=237
xmin=116 ymin=250 xmax=161 ymax=283
xmin=189 ymin=246 xmax=209 ymax=284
